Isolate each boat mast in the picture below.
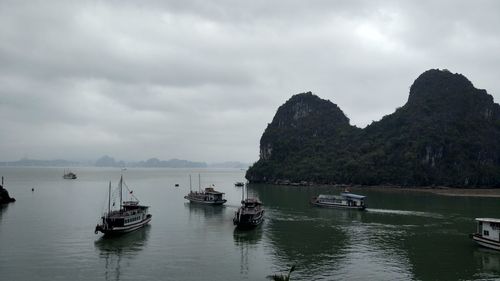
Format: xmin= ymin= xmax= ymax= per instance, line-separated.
xmin=1 ymin=176 xmax=3 ymax=186
xmin=198 ymin=173 xmax=201 ymax=192
xmin=189 ymin=174 xmax=192 ymax=192
xmin=108 ymin=181 xmax=111 ymax=215
xmin=241 ymin=184 xmax=245 ymax=202
xmin=119 ymin=175 xmax=123 ymax=210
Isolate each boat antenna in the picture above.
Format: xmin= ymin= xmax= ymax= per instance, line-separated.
xmin=246 ymin=183 xmax=248 ymax=200
xmin=198 ymin=173 xmax=201 ymax=192
xmin=189 ymin=174 xmax=192 ymax=192
xmin=108 ymin=181 xmax=111 ymax=214
xmin=119 ymin=175 xmax=123 ymax=210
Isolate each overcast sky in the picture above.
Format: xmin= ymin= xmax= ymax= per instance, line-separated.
xmin=1 ymin=0 xmax=499 ymax=163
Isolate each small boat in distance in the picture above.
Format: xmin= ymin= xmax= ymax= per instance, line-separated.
xmin=63 ymin=170 xmax=77 ymax=179
xmin=310 ymin=191 xmax=366 ymax=210
xmin=184 ymin=174 xmax=227 ymax=205
xmin=234 ymin=182 xmax=245 ymax=187
xmin=471 ymin=218 xmax=500 ymax=250
xmin=95 ymin=175 xmax=152 ymax=236
xmin=233 ymin=185 xmax=264 ymax=229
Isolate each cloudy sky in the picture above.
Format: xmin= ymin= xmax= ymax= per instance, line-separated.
xmin=1 ymin=0 xmax=499 ymax=163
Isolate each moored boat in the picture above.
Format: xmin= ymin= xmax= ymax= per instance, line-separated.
xmin=184 ymin=174 xmax=227 ymax=205
xmin=233 ymin=185 xmax=264 ymax=229
xmin=95 ymin=175 xmax=152 ymax=236
xmin=63 ymin=170 xmax=77 ymax=179
xmin=234 ymin=182 xmax=245 ymax=187
xmin=310 ymin=192 xmax=366 ymax=210
xmin=471 ymin=218 xmax=500 ymax=250
xmin=184 ymin=187 xmax=227 ymax=205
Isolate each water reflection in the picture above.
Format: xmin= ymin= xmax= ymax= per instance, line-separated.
xmin=474 ymin=248 xmax=500 ymax=273
xmin=0 ymin=204 xmax=8 ymax=221
xmin=94 ymin=227 xmax=150 ymax=281
xmin=233 ymin=226 xmax=263 ymax=246
xmin=249 ymin=184 xmax=349 ymax=279
xmin=233 ymin=226 xmax=264 ymax=275
xmin=184 ymin=202 xmax=224 ymax=218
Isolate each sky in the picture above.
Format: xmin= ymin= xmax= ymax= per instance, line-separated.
xmin=1 ymin=0 xmax=500 ymax=163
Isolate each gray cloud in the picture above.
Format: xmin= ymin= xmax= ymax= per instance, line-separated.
xmin=1 ymin=0 xmax=499 ymax=162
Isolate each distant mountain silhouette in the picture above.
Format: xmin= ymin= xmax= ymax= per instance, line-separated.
xmin=246 ymin=69 xmax=500 ymax=187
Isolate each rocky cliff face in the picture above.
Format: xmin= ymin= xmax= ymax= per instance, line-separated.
xmin=0 ymin=185 xmax=16 ymax=204
xmin=246 ymin=69 xmax=500 ymax=187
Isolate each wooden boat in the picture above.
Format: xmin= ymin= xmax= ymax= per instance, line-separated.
xmin=233 ymin=185 xmax=264 ymax=229
xmin=184 ymin=174 xmax=227 ymax=205
xmin=471 ymin=218 xmax=500 ymax=250
xmin=95 ymin=175 xmax=152 ymax=235
xmin=63 ymin=170 xmax=77 ymax=179
xmin=310 ymin=192 xmax=366 ymax=210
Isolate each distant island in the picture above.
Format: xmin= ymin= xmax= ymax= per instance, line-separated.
xmin=0 ymin=156 xmax=249 ymax=169
xmin=246 ymin=69 xmax=500 ymax=187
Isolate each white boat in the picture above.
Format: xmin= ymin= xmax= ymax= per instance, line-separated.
xmin=184 ymin=174 xmax=227 ymax=205
xmin=95 ymin=175 xmax=152 ymax=236
xmin=310 ymin=192 xmax=366 ymax=210
xmin=471 ymin=218 xmax=500 ymax=250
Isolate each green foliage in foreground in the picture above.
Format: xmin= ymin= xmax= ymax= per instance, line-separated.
xmin=267 ymin=265 xmax=296 ymax=281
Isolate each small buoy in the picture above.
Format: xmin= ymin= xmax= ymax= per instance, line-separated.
xmin=174 ymin=184 xmax=179 ymax=187
xmin=31 ymin=188 xmax=34 ymax=192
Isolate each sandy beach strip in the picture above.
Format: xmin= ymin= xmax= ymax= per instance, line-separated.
xmin=349 ymin=185 xmax=500 ymax=198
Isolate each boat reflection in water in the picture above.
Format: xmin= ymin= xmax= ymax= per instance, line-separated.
xmin=233 ymin=226 xmax=264 ymax=275
xmin=474 ymin=248 xmax=500 ymax=274
xmin=94 ymin=226 xmax=151 ymax=281
xmin=185 ymin=202 xmax=224 ymax=218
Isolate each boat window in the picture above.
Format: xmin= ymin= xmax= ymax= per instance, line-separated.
xmin=491 ymin=222 xmax=500 ymax=230
xmin=484 ymin=230 xmax=490 ymax=236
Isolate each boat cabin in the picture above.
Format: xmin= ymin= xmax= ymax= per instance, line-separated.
xmin=475 ymin=218 xmax=500 ymax=242
xmin=340 ymin=192 xmax=366 ymax=207
xmin=316 ymin=192 xmax=366 ymax=208
xmin=204 ymin=187 xmax=225 ymax=202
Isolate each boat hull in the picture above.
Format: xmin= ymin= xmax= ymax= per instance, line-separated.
xmin=95 ymin=214 xmax=152 ymax=236
xmin=310 ymin=199 xmax=366 ymax=210
xmin=184 ymin=196 xmax=227 ymax=205
xmin=471 ymin=233 xmax=500 ymax=251
xmin=233 ymin=212 xmax=264 ymax=229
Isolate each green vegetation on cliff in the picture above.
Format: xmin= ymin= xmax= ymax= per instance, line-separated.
xmin=246 ymin=69 xmax=500 ymax=187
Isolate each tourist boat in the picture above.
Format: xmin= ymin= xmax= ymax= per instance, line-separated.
xmin=184 ymin=174 xmax=227 ymax=205
xmin=310 ymin=191 xmax=366 ymax=210
xmin=63 ymin=170 xmax=77 ymax=179
xmin=94 ymin=175 xmax=152 ymax=235
xmin=233 ymin=185 xmax=264 ymax=229
xmin=471 ymin=218 xmax=500 ymax=250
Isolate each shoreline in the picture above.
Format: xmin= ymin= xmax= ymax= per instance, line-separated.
xmin=256 ymin=182 xmax=500 ymax=198
xmin=346 ymin=185 xmax=500 ymax=198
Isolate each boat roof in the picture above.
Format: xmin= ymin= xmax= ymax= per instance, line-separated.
xmin=318 ymin=193 xmax=366 ymax=200
xmin=243 ymin=198 xmax=262 ymax=204
xmin=206 ymin=191 xmax=224 ymax=194
xmin=204 ymin=187 xmax=224 ymax=194
xmin=340 ymin=192 xmax=366 ymax=199
xmin=475 ymin=218 xmax=500 ymax=223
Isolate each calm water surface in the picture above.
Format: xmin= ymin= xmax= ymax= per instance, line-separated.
xmin=1 ymin=167 xmax=500 ymax=280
